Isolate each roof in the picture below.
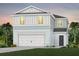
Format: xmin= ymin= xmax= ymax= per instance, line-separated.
xmin=54 ymin=28 xmax=67 ymax=32
xmin=16 ymin=12 xmax=47 ymax=14
xmin=53 ymin=14 xmax=66 ymax=18
xmin=14 ymin=5 xmax=66 ymax=20
xmin=15 ymin=5 xmax=48 ymax=14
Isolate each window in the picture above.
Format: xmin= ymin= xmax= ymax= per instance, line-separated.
xmin=37 ymin=16 xmax=43 ymax=24
xmin=20 ymin=16 xmax=24 ymax=24
xmin=56 ymin=19 xmax=63 ymax=27
xmin=59 ymin=35 xmax=64 ymax=46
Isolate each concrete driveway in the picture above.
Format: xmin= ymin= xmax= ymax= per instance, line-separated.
xmin=0 ymin=47 xmax=34 ymax=53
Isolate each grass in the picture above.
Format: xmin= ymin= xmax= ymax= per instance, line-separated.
xmin=0 ymin=48 xmax=79 ymax=56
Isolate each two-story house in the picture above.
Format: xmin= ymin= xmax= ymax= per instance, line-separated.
xmin=12 ymin=5 xmax=68 ymax=48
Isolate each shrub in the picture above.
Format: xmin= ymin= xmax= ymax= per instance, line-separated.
xmin=11 ymin=44 xmax=16 ymax=47
xmin=0 ymin=44 xmax=8 ymax=48
xmin=52 ymin=45 xmax=55 ymax=47
xmin=66 ymin=44 xmax=70 ymax=48
xmin=67 ymin=42 xmax=79 ymax=48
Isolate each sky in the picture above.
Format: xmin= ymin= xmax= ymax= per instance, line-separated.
xmin=0 ymin=3 xmax=79 ymax=25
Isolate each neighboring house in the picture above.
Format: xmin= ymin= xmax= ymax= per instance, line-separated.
xmin=12 ymin=5 xmax=68 ymax=48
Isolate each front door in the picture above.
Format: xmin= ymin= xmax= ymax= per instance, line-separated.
xmin=59 ymin=35 xmax=64 ymax=46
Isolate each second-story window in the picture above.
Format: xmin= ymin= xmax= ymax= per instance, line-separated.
xmin=20 ymin=16 xmax=24 ymax=25
xmin=37 ymin=16 xmax=43 ymax=24
xmin=56 ymin=19 xmax=63 ymax=27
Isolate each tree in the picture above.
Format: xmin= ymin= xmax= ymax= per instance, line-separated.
xmin=69 ymin=22 xmax=79 ymax=44
xmin=1 ymin=22 xmax=13 ymax=46
xmin=0 ymin=26 xmax=4 ymax=36
xmin=0 ymin=26 xmax=5 ymax=45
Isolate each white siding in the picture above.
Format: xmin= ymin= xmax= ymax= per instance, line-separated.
xmin=50 ymin=16 xmax=55 ymax=46
xmin=43 ymin=16 xmax=50 ymax=25
xmin=13 ymin=16 xmax=20 ymax=25
xmin=13 ymin=15 xmax=50 ymax=26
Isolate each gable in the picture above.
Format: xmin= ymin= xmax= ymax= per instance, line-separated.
xmin=16 ymin=5 xmax=47 ymax=14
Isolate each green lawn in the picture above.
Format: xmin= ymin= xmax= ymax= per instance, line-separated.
xmin=0 ymin=48 xmax=79 ymax=56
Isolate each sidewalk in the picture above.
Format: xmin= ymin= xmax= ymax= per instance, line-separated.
xmin=0 ymin=47 xmax=34 ymax=53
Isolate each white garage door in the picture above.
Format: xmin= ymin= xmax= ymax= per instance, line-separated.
xmin=19 ymin=34 xmax=45 ymax=47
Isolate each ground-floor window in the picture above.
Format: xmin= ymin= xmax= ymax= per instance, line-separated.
xmin=59 ymin=35 xmax=64 ymax=46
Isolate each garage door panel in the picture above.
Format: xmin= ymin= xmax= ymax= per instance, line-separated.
xmin=19 ymin=34 xmax=44 ymax=46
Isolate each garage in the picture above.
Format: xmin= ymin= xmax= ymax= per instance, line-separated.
xmin=18 ymin=34 xmax=45 ymax=47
